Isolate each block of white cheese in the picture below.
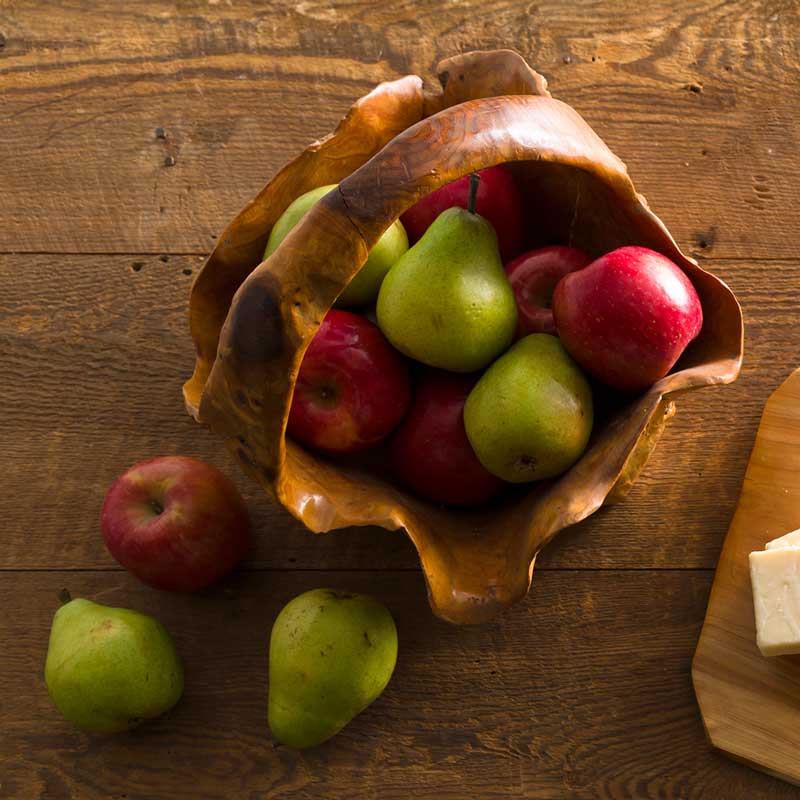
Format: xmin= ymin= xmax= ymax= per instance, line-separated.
xmin=766 ymin=528 xmax=800 ymax=550
xmin=749 ymin=547 xmax=800 ymax=656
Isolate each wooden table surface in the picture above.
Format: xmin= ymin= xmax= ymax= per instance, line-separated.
xmin=2 ymin=2 xmax=799 ymax=798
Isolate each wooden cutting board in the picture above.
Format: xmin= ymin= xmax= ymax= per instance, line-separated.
xmin=693 ymin=367 xmax=800 ymax=785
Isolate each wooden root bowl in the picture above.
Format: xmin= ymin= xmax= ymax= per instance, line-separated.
xmin=184 ymin=50 xmax=743 ymax=624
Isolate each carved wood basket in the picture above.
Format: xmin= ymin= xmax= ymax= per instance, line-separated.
xmin=184 ymin=50 xmax=743 ymax=624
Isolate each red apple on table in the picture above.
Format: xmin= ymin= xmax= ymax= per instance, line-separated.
xmin=391 ymin=372 xmax=503 ymax=507
xmin=505 ymin=246 xmax=592 ymax=337
xmin=288 ymin=309 xmax=411 ymax=453
xmin=401 ymin=165 xmax=524 ymax=262
xmin=552 ymin=246 xmax=703 ymax=392
xmin=100 ymin=456 xmax=251 ymax=592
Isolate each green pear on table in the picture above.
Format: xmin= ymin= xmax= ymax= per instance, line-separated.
xmin=464 ymin=333 xmax=594 ymax=482
xmin=44 ymin=596 xmax=183 ymax=733
xmin=268 ymin=588 xmax=397 ymax=748
xmin=376 ymin=199 xmax=517 ymax=373
xmin=264 ymin=184 xmax=409 ymax=308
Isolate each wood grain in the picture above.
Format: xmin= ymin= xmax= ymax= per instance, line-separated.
xmin=0 ymin=0 xmax=797 ymax=258
xmin=1 ymin=0 xmax=799 ymax=792
xmin=0 ymin=254 xmax=795 ymax=571
xmin=693 ymin=369 xmax=800 ymax=785
xmin=2 ymin=569 xmax=793 ymax=800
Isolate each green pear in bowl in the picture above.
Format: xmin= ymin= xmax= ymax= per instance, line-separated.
xmin=464 ymin=333 xmax=594 ymax=482
xmin=264 ymin=184 xmax=408 ymax=308
xmin=44 ymin=595 xmax=184 ymax=733
xmin=268 ymin=588 xmax=398 ymax=748
xmin=376 ymin=174 xmax=517 ymax=373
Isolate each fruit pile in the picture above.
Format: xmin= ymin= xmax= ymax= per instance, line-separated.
xmin=279 ymin=167 xmax=704 ymax=506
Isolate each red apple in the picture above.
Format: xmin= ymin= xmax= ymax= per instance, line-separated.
xmin=288 ymin=310 xmax=411 ymax=453
xmin=401 ymin=165 xmax=524 ymax=261
xmin=505 ymin=246 xmax=592 ymax=337
xmin=100 ymin=456 xmax=251 ymax=592
xmin=391 ymin=372 xmax=503 ymax=507
xmin=552 ymin=246 xmax=703 ymax=392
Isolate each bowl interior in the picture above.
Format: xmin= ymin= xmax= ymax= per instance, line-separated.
xmin=286 ymin=154 xmax=721 ymax=498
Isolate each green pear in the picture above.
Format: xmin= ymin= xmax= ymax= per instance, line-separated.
xmin=376 ymin=206 xmax=517 ymax=372
xmin=44 ymin=596 xmax=183 ymax=733
xmin=268 ymin=588 xmax=397 ymax=748
xmin=464 ymin=334 xmax=593 ymax=482
xmin=264 ymin=184 xmax=408 ymax=307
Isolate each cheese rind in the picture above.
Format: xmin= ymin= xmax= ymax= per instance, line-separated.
xmin=765 ymin=528 xmax=800 ymax=550
xmin=749 ymin=547 xmax=800 ymax=656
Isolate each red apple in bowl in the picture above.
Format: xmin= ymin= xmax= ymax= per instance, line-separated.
xmin=505 ymin=246 xmax=592 ymax=337
xmin=401 ymin=165 xmax=524 ymax=262
xmin=100 ymin=456 xmax=251 ymax=592
xmin=552 ymin=246 xmax=703 ymax=392
xmin=288 ymin=310 xmax=411 ymax=453
xmin=391 ymin=372 xmax=503 ymax=507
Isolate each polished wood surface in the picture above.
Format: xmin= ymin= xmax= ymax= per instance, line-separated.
xmin=2 ymin=1 xmax=799 ymax=797
xmin=694 ymin=369 xmax=800 ymax=785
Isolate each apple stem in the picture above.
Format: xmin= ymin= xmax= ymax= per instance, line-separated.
xmin=467 ymin=172 xmax=480 ymax=214
xmin=58 ymin=588 xmax=72 ymax=606
xmin=149 ymin=498 xmax=165 ymax=515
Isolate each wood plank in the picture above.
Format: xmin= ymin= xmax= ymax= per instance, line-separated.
xmin=1 ymin=254 xmax=797 ymax=571
xmin=1 ymin=568 xmax=791 ymax=799
xmin=0 ymin=0 xmax=797 ymax=258
xmin=693 ymin=369 xmax=800 ymax=785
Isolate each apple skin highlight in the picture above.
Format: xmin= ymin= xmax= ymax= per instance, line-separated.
xmin=553 ymin=246 xmax=703 ymax=392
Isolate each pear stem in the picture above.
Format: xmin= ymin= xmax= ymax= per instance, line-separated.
xmin=467 ymin=172 xmax=480 ymax=214
xmin=58 ymin=588 xmax=72 ymax=606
